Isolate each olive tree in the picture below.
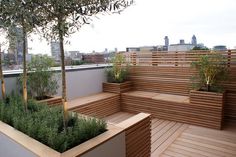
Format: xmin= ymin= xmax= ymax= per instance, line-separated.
xmin=0 ymin=6 xmax=10 ymax=100
xmin=38 ymin=0 xmax=133 ymax=124
xmin=0 ymin=37 xmax=6 ymax=100
xmin=0 ymin=0 xmax=44 ymax=110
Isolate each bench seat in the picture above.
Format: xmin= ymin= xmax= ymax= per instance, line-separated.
xmin=68 ymin=92 xmax=120 ymax=118
xmin=121 ymin=90 xmax=222 ymax=129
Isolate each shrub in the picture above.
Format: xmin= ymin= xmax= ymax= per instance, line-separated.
xmin=0 ymin=95 xmax=107 ymax=153
xmin=71 ymin=60 xmax=88 ymax=65
xmin=106 ymin=53 xmax=128 ymax=83
xmin=18 ymin=55 xmax=59 ymax=100
xmin=191 ymin=53 xmax=228 ymax=92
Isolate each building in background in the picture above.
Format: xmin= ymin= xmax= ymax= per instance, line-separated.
xmin=51 ymin=41 xmax=60 ymax=61
xmin=126 ymin=36 xmax=169 ymax=52
xmin=83 ymin=53 xmax=104 ymax=64
xmin=126 ymin=47 xmax=140 ymax=52
xmin=191 ymin=35 xmax=197 ymax=45
xmin=168 ymin=35 xmax=200 ymax=52
xmin=164 ymin=36 xmax=169 ymax=47
xmin=168 ymin=40 xmax=195 ymax=52
xmin=67 ymin=51 xmax=83 ymax=61
xmin=8 ymin=26 xmax=28 ymax=64
xmin=212 ymin=45 xmax=227 ymax=51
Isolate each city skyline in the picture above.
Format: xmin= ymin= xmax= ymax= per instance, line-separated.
xmin=1 ymin=0 xmax=236 ymax=55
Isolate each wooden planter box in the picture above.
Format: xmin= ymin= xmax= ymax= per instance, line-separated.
xmin=190 ymin=90 xmax=225 ymax=129
xmin=37 ymin=96 xmax=62 ymax=107
xmin=0 ymin=121 xmax=125 ymax=157
xmin=103 ymin=81 xmax=132 ymax=94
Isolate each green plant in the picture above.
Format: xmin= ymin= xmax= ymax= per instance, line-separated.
xmin=191 ymin=53 xmax=228 ymax=92
xmin=18 ymin=55 xmax=59 ymax=100
xmin=0 ymin=95 xmax=107 ymax=153
xmin=71 ymin=60 xmax=88 ymax=66
xmin=106 ymin=53 xmax=129 ymax=83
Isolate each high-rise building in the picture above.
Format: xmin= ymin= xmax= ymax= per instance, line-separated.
xmin=191 ymin=35 xmax=197 ymax=45
xmin=8 ymin=26 xmax=28 ymax=64
xmin=164 ymin=36 xmax=169 ymax=47
xmin=68 ymin=51 xmax=82 ymax=60
xmin=180 ymin=39 xmax=185 ymax=44
xmin=51 ymin=41 xmax=60 ymax=61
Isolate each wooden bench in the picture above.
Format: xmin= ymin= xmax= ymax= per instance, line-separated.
xmin=68 ymin=92 xmax=120 ymax=118
xmin=121 ymin=90 xmax=224 ymax=129
xmin=37 ymin=96 xmax=62 ymax=106
xmin=68 ymin=94 xmax=152 ymax=157
xmin=121 ymin=66 xmax=227 ymax=129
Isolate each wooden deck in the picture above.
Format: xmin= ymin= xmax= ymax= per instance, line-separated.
xmin=104 ymin=112 xmax=236 ymax=157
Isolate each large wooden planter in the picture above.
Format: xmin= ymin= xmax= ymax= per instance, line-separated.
xmin=190 ymin=90 xmax=225 ymax=129
xmin=0 ymin=121 xmax=125 ymax=157
xmin=37 ymin=96 xmax=62 ymax=107
xmin=103 ymin=81 xmax=132 ymax=94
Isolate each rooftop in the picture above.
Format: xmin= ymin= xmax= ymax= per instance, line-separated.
xmin=1 ymin=50 xmax=236 ymax=157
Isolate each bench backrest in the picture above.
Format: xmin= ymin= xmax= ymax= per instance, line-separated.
xmin=128 ymin=66 xmax=195 ymax=96
xmin=127 ymin=65 xmax=236 ymax=120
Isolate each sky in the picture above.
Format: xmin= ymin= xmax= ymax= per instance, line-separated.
xmin=1 ymin=0 xmax=236 ymax=55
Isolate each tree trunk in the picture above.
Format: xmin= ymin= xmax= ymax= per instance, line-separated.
xmin=0 ymin=45 xmax=6 ymax=100
xmin=206 ymin=84 xmax=210 ymax=92
xmin=59 ymin=26 xmax=68 ymax=125
xmin=22 ymin=25 xmax=28 ymax=111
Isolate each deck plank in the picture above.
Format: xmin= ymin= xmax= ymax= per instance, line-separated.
xmin=161 ymin=122 xmax=236 ymax=157
xmin=103 ymin=112 xmax=236 ymax=157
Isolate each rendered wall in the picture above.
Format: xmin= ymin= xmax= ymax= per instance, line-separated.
xmin=0 ymin=65 xmax=107 ymax=100
xmin=81 ymin=132 xmax=126 ymax=157
xmin=0 ymin=132 xmax=37 ymax=157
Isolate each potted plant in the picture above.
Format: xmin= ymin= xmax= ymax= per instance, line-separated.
xmin=190 ymin=53 xmax=228 ymax=129
xmin=18 ymin=55 xmax=61 ymax=106
xmin=103 ymin=53 xmax=132 ymax=94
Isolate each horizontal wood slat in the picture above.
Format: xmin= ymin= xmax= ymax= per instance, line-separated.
xmin=124 ymin=50 xmax=236 ymax=67
xmin=121 ymin=91 xmax=224 ymax=129
xmin=161 ymin=124 xmax=236 ymax=157
xmin=125 ymin=64 xmax=236 ymax=121
xmin=225 ymin=92 xmax=236 ymax=120
xmin=189 ymin=90 xmax=224 ymax=129
xmin=128 ymin=66 xmax=193 ymax=96
xmin=103 ymin=81 xmax=132 ymax=94
xmin=37 ymin=96 xmax=62 ymax=106
xmin=68 ymin=92 xmax=120 ymax=118
xmin=117 ymin=113 xmax=151 ymax=157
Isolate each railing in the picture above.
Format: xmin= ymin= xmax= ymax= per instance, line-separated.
xmin=123 ymin=50 xmax=236 ymax=67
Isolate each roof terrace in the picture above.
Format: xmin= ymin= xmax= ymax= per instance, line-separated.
xmin=0 ymin=50 xmax=236 ymax=157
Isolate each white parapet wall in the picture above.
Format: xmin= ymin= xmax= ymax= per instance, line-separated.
xmin=0 ymin=132 xmax=38 ymax=157
xmin=0 ymin=64 xmax=109 ymax=100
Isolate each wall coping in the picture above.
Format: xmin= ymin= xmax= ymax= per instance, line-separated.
xmin=3 ymin=64 xmax=111 ymax=78
xmin=0 ymin=120 xmax=124 ymax=157
xmin=116 ymin=113 xmax=151 ymax=130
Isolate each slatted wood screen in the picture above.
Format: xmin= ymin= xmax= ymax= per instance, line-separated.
xmin=127 ymin=66 xmax=195 ymax=96
xmin=123 ymin=50 xmax=236 ymax=120
xmin=124 ymin=50 xmax=236 ymax=67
